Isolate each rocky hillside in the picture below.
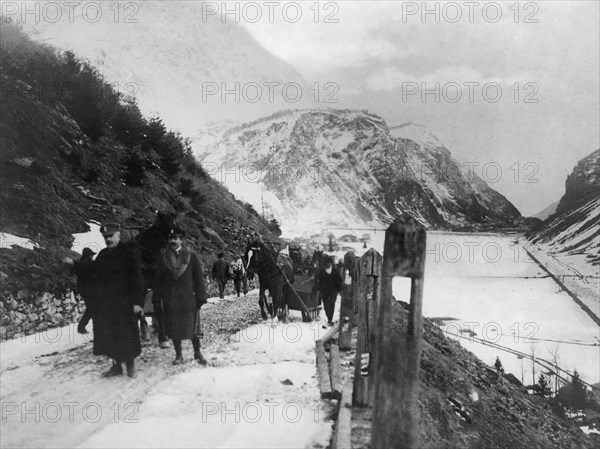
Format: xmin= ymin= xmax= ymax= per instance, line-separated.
xmin=528 ymin=149 xmax=600 ymax=265
xmin=0 ymin=21 xmax=278 ymax=337
xmin=196 ymin=110 xmax=524 ymax=235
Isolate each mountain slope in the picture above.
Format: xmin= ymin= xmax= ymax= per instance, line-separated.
xmin=21 ymin=0 xmax=309 ymax=132
xmin=0 ymin=21 xmax=277 ymax=301
xmin=196 ymin=110 xmax=523 ymax=235
xmin=533 ymin=201 xmax=559 ymax=220
xmin=528 ymin=149 xmax=600 ymax=266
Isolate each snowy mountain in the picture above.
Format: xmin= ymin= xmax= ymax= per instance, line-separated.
xmin=21 ymin=1 xmax=308 ymax=133
xmin=196 ymin=109 xmax=523 ymax=235
xmin=529 ymin=149 xmax=600 ymax=266
xmin=532 ymin=201 xmax=559 ymax=220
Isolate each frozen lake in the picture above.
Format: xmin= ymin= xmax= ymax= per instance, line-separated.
xmin=365 ymin=231 xmax=600 ymax=386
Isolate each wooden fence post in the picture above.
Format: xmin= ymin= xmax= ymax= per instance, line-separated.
xmin=352 ymin=253 xmax=369 ymax=405
xmin=366 ymin=249 xmax=382 ymax=406
xmin=372 ymin=215 xmax=426 ymax=449
xmin=352 ymin=249 xmax=383 ymax=406
xmin=338 ymin=251 xmax=356 ymax=350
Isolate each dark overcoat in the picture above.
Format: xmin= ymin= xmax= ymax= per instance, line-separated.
xmin=154 ymin=247 xmax=207 ymax=340
xmin=211 ymin=258 xmax=231 ymax=282
xmin=316 ymin=267 xmax=343 ymax=296
xmin=93 ymin=243 xmax=144 ymax=361
xmin=72 ymin=258 xmax=96 ymax=307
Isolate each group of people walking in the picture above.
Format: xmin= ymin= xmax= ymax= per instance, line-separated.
xmin=210 ymin=252 xmax=248 ymax=299
xmin=66 ymin=222 xmax=209 ymax=378
xmin=67 ymin=220 xmax=344 ymax=378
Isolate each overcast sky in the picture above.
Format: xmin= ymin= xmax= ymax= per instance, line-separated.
xmin=235 ymin=1 xmax=600 ymax=215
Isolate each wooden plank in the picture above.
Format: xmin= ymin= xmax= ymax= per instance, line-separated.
xmin=372 ymin=215 xmax=426 ymax=449
xmin=322 ymin=323 xmax=339 ymax=344
xmin=316 ymin=340 xmax=332 ymax=399
xmin=332 ymin=380 xmax=353 ymax=449
xmin=352 ymin=254 xmax=369 ymax=405
xmin=330 ymin=344 xmax=343 ymax=399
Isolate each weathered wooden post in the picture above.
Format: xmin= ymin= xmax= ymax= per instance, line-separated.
xmin=372 ymin=215 xmax=426 ymax=449
xmin=353 ymin=248 xmax=383 ymax=406
xmin=352 ymin=253 xmax=368 ymax=405
xmin=367 ymin=249 xmax=382 ymax=406
xmin=338 ymin=251 xmax=356 ymax=350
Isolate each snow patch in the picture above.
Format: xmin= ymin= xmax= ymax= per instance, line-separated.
xmin=0 ymin=232 xmax=40 ymax=250
xmin=70 ymin=221 xmax=103 ymax=256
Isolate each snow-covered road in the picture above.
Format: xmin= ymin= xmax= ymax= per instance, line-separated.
xmin=0 ymin=294 xmax=333 ymax=448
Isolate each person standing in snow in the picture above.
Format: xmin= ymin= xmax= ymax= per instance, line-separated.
xmin=315 ymin=258 xmax=343 ymax=326
xmin=153 ymin=227 xmax=208 ymax=365
xmin=93 ymin=222 xmax=144 ymax=378
xmin=71 ymin=247 xmax=97 ymax=334
xmin=231 ymin=254 xmax=248 ymax=297
xmin=211 ymin=253 xmax=231 ymax=299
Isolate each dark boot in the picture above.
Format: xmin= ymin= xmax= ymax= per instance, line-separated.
xmin=153 ymin=301 xmax=168 ymax=344
xmin=102 ymin=359 xmax=123 ymax=377
xmin=192 ymin=337 xmax=207 ymax=366
xmin=172 ymin=339 xmax=184 ymax=365
xmin=125 ymin=360 xmax=137 ymax=378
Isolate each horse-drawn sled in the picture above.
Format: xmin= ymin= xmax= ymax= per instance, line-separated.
xmin=245 ymin=240 xmax=322 ymax=322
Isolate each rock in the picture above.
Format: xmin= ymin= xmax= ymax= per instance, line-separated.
xmin=202 ymin=227 xmax=225 ymax=248
xmin=9 ymin=298 xmax=19 ymax=310
xmin=0 ymin=271 xmax=8 ymax=283
xmin=64 ymin=291 xmax=77 ymax=304
xmin=17 ymin=289 xmax=31 ymax=299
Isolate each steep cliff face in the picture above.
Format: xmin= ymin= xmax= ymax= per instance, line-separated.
xmin=196 ymin=109 xmax=523 ymax=235
xmin=556 ymin=149 xmax=600 ymax=216
xmin=528 ymin=149 xmax=600 ymax=265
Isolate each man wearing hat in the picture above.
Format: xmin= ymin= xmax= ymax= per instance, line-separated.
xmin=93 ymin=222 xmax=144 ymax=378
xmin=315 ymin=257 xmax=343 ymax=326
xmin=153 ymin=227 xmax=208 ymax=365
xmin=72 ymin=247 xmax=98 ymax=334
xmin=211 ymin=252 xmax=231 ymax=299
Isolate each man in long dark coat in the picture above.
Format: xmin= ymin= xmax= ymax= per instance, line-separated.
xmin=94 ymin=223 xmax=144 ymax=378
xmin=70 ymin=247 xmax=97 ymax=334
xmin=154 ymin=227 xmax=208 ymax=365
xmin=315 ymin=258 xmax=343 ymax=326
xmin=211 ymin=253 xmax=231 ymax=299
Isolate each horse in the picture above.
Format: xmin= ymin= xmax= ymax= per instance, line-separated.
xmin=137 ymin=211 xmax=176 ymax=341
xmin=311 ymin=249 xmax=328 ymax=274
xmin=120 ymin=211 xmax=176 ymax=342
xmin=245 ymin=240 xmax=295 ymax=322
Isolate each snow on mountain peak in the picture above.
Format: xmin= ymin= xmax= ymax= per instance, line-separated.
xmin=196 ymin=109 xmax=522 ymax=236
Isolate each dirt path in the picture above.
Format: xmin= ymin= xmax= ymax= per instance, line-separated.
xmin=1 ymin=293 xmax=334 ymax=448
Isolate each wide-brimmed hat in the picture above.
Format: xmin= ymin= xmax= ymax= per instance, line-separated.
xmin=100 ymin=222 xmax=120 ymax=234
